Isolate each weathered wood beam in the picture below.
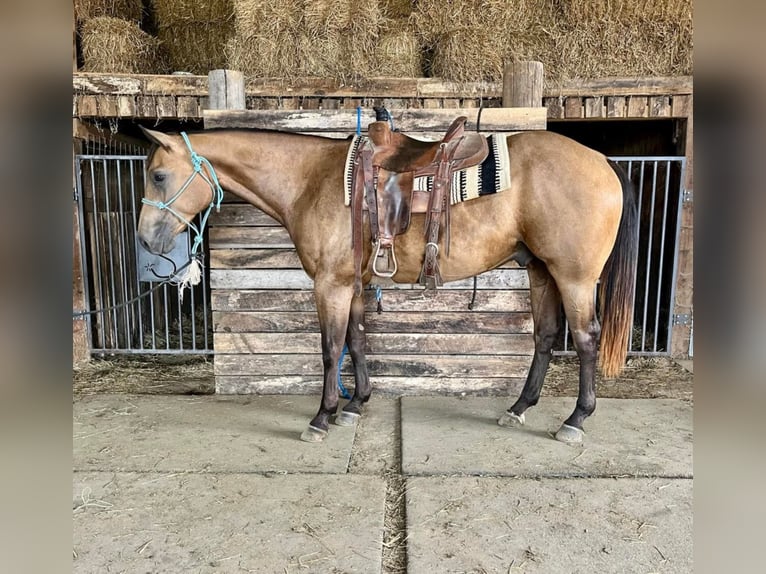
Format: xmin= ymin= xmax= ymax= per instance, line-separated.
xmin=73 ymin=72 xmax=693 ymax=98
xmin=203 ymin=107 xmax=547 ymax=132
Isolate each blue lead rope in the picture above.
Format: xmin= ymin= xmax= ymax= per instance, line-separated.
xmin=356 ymin=106 xmax=362 ymax=136
xmin=337 ymin=343 xmax=351 ymax=399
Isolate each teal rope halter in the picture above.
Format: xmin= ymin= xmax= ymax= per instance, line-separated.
xmin=141 ymin=132 xmax=224 ymax=256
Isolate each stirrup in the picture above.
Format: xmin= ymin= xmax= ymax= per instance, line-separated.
xmin=371 ymin=240 xmax=397 ymax=278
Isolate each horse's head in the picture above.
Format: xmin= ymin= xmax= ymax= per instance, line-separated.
xmin=137 ymin=127 xmax=220 ymax=255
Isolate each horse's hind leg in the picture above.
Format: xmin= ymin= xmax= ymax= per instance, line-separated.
xmin=499 ymin=259 xmax=561 ymax=427
xmin=301 ymin=278 xmax=354 ymax=442
xmin=555 ymin=280 xmax=601 ymax=444
xmin=336 ymin=291 xmax=372 ymax=427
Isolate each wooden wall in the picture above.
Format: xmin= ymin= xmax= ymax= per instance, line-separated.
xmin=209 ymin=204 xmax=534 ymax=396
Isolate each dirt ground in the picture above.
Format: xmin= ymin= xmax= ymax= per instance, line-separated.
xmin=73 ymin=355 xmax=693 ymax=401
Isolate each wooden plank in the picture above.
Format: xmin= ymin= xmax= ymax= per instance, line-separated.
xmin=649 ymin=95 xmax=671 ymax=117
xmin=99 ymin=95 xmax=119 ymax=117
xmin=584 ymin=97 xmax=605 ymax=118
xmin=136 ymin=95 xmax=156 ymax=117
xmin=118 ymin=95 xmax=136 ymax=117
xmin=544 ymin=76 xmax=693 ymax=97
xmin=209 ymin=227 xmax=293 ymax=248
xmin=213 ymin=311 xmax=533 ymax=334
xmin=215 ymin=375 xmax=524 ymax=395
xmin=210 ymin=249 xmax=303 ymax=269
xmin=564 ymin=97 xmax=583 ymax=119
xmin=606 ymin=96 xmax=626 ymax=118
xmin=210 ymin=268 xmax=530 ymax=290
xmin=203 ymin=107 xmax=547 ymax=132
xmin=73 ymin=139 xmax=90 ymax=365
xmin=176 ymin=96 xmax=201 ymax=118
xmin=211 ymin=289 xmax=530 ymax=313
xmin=671 ymin=94 xmax=692 ymax=118
xmin=210 ymin=204 xmax=279 ymax=226
xmin=671 ymin=97 xmax=693 ymax=357
xmin=627 ymin=96 xmax=649 ymax=118
xmin=214 ymin=353 xmax=531 ymax=378
xmin=544 ymin=97 xmax=564 ymax=119
xmin=74 ymin=73 xmax=692 ymax=99
xmin=155 ymin=95 xmax=176 ymax=118
xmin=77 ymin=95 xmax=99 ymax=117
xmin=214 ymin=332 xmax=535 ymax=355
xmin=503 ymin=61 xmax=544 ymax=107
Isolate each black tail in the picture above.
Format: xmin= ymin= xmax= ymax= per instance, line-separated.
xmin=599 ymin=160 xmax=639 ymax=378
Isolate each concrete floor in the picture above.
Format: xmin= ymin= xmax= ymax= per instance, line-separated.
xmin=73 ymin=394 xmax=693 ymax=573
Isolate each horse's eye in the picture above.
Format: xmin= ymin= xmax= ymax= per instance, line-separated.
xmin=153 ymin=172 xmax=166 ymax=184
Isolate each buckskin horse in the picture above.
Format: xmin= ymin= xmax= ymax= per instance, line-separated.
xmin=137 ymin=122 xmax=637 ymax=445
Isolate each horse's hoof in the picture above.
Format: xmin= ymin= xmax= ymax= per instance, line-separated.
xmin=498 ymin=411 xmax=525 ymax=427
xmin=335 ymin=411 xmax=360 ymax=427
xmin=300 ymin=425 xmax=328 ymax=443
xmin=555 ymin=424 xmax=584 ymax=444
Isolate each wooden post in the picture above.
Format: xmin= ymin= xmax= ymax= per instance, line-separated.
xmin=207 ymin=70 xmax=246 ymax=111
xmin=72 ymin=124 xmax=90 ymax=365
xmin=502 ymin=61 xmax=544 ymax=108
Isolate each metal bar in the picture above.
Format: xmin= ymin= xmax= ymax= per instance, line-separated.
xmin=115 ymin=160 xmax=132 ymax=349
xmin=666 ymin=159 xmax=687 ymax=355
xmin=624 ymin=159 xmax=635 ymax=352
xmin=90 ymin=348 xmax=210 ymax=356
xmin=76 ymin=154 xmax=147 ymax=161
xmin=201 ymin=256 xmax=210 ymax=350
xmin=163 ymin=283 xmax=170 ymax=350
xmin=88 ymin=159 xmax=106 ymax=350
xmin=652 ymin=161 xmax=672 ymax=352
xmin=177 ymin=277 xmax=184 ymax=351
xmin=102 ymin=159 xmax=120 ymax=348
xmin=142 ymin=164 xmax=158 ymax=350
xmin=189 ymin=266 xmax=197 ymax=350
xmin=128 ymin=160 xmax=145 ymax=350
xmin=641 ymin=161 xmax=658 ymax=351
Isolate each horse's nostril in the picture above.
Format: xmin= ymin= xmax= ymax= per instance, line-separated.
xmin=138 ymin=236 xmax=151 ymax=251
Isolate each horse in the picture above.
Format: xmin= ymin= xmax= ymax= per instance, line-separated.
xmin=137 ymin=124 xmax=638 ymax=445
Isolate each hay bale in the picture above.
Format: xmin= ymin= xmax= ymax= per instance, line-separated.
xmin=556 ymin=0 xmax=693 ymax=25
xmin=74 ymin=0 xmax=143 ymax=23
xmin=541 ymin=18 xmax=693 ymax=83
xmin=233 ymin=0 xmax=300 ymax=39
xmin=157 ymin=22 xmax=233 ymax=74
xmin=80 ymin=17 xmax=166 ymax=74
xmin=150 ymin=0 xmax=233 ymax=24
xmin=227 ymin=0 xmax=300 ymax=78
xmin=226 ymin=33 xmax=299 ymax=78
xmin=151 ymin=1 xmax=235 ymax=74
xmin=375 ymin=20 xmax=423 ymax=77
xmin=380 ymin=0 xmax=414 ymax=19
xmin=339 ymin=1 xmax=384 ymax=79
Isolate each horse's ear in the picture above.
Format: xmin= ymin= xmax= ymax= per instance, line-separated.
xmin=140 ymin=126 xmax=177 ymax=151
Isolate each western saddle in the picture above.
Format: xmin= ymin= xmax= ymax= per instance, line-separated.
xmin=350 ymin=111 xmax=489 ymax=292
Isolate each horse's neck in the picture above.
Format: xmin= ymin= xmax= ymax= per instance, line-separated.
xmin=199 ymin=131 xmax=320 ymax=226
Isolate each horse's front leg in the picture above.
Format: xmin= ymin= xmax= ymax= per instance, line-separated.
xmin=300 ymin=278 xmax=354 ymax=443
xmin=335 ymin=291 xmax=371 ymax=427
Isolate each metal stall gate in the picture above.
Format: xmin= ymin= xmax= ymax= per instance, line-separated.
xmin=75 ymin=143 xmax=212 ymax=355
xmin=559 ymin=156 xmax=687 ymax=356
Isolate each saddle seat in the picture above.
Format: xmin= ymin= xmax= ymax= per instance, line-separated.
xmin=351 ymin=116 xmax=489 ymax=291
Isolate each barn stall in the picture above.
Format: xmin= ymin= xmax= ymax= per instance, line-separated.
xmin=72 ymin=0 xmax=693 ymax=396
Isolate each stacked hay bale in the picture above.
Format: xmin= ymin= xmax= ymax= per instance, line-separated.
xmin=374 ymin=18 xmax=423 ymax=77
xmin=74 ymin=0 xmax=143 ymax=22
xmin=76 ymin=0 xmax=167 ymax=73
xmin=226 ymin=0 xmax=300 ymax=78
xmin=410 ymin=0 xmax=693 ymax=84
xmin=228 ymin=1 xmax=383 ymax=81
xmin=547 ymin=0 xmax=693 ymax=82
xmin=150 ymin=0 xmax=234 ymax=74
xmin=412 ymin=0 xmax=527 ymax=83
xmin=80 ymin=16 xmax=166 ymax=73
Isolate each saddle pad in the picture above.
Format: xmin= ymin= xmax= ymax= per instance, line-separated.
xmin=344 ymin=133 xmax=513 ymax=207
